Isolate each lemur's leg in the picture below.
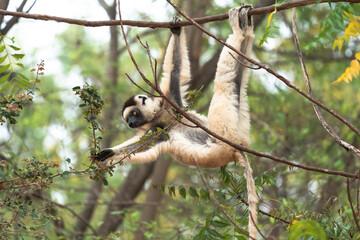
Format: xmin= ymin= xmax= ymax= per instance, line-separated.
xmin=160 ymin=16 xmax=191 ymax=108
xmin=207 ymin=6 xmax=254 ymax=146
xmin=95 ymin=17 xmax=190 ymax=165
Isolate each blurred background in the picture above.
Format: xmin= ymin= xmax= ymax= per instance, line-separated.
xmin=1 ymin=0 xmax=360 ymax=239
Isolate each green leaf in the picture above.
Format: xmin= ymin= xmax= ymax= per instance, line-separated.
xmin=189 ymin=186 xmax=199 ymax=198
xmin=9 ymin=45 xmax=21 ymax=51
xmin=15 ymin=63 xmax=24 ymax=68
xmin=66 ymin=158 xmax=71 ymax=163
xmin=210 ymin=220 xmax=229 ymax=228
xmin=0 ymin=64 xmax=10 ymax=73
xmin=0 ymin=55 xmax=8 ymax=65
xmin=61 ymin=171 xmax=70 ymax=178
xmin=207 ymin=228 xmax=225 ymax=239
xmin=0 ymin=45 xmax=6 ymax=52
xmin=72 ymin=86 xmax=81 ymax=91
xmin=289 ymin=220 xmax=328 ymax=240
xmin=178 ymin=185 xmax=186 ymax=199
xmin=102 ymin=178 xmax=108 ymax=186
xmin=0 ymin=81 xmax=11 ymax=92
xmin=200 ymin=188 xmax=210 ymax=201
xmin=168 ymin=184 xmax=176 ymax=197
xmin=16 ymin=78 xmax=32 ymax=88
xmin=11 ymin=53 xmax=25 ymax=60
xmin=0 ymin=72 xmax=10 ymax=84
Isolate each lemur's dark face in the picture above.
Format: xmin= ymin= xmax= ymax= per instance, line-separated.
xmin=122 ymin=95 xmax=162 ymax=128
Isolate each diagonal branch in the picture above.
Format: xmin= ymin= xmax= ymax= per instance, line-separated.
xmin=116 ymin=1 xmax=360 ymax=179
xmin=346 ymin=179 xmax=360 ymax=232
xmin=165 ymin=0 xmax=360 ymax=139
xmin=291 ymin=8 xmax=360 ymax=157
xmin=33 ymin=193 xmax=98 ymax=237
xmin=0 ymin=0 xmax=358 ymax=28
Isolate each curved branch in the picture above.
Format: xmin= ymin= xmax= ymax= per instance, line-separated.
xmin=166 ymin=0 xmax=360 ymax=138
xmin=0 ymin=0 xmax=358 ymax=28
xmin=115 ymin=1 xmax=360 ymax=179
xmin=292 ymin=8 xmax=360 ymax=157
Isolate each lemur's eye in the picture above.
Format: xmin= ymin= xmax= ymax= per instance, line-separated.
xmin=133 ymin=111 xmax=137 ymax=116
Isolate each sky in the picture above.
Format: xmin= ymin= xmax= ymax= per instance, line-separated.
xmin=1 ymin=0 xmax=289 ymax=146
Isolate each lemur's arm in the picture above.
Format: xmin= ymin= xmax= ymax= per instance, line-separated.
xmin=160 ymin=17 xmax=191 ymax=108
xmin=95 ymin=123 xmax=168 ymax=164
xmin=95 ymin=18 xmax=189 ymax=164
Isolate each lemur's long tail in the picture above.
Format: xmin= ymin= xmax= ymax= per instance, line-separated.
xmin=235 ymin=151 xmax=258 ymax=239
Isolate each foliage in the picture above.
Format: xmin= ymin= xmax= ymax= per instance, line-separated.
xmin=73 ymin=83 xmax=104 ymax=156
xmin=302 ymin=3 xmax=360 ymax=83
xmin=1 ymin=0 xmax=360 ymax=239
xmin=258 ymin=8 xmax=279 ymax=47
xmin=333 ymin=12 xmax=360 ymax=83
xmin=0 ymin=46 xmax=44 ymax=124
xmin=289 ymin=220 xmax=327 ymax=240
xmin=0 ymin=35 xmax=32 ymax=94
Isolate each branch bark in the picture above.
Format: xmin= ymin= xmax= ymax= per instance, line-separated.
xmin=0 ymin=0 xmax=358 ymax=28
xmin=166 ymin=0 xmax=360 ymax=139
xmin=97 ymin=163 xmax=155 ymax=237
xmin=134 ymin=157 xmax=171 ymax=240
xmin=116 ymin=0 xmax=360 ymax=179
xmin=291 ymin=8 xmax=360 ymax=157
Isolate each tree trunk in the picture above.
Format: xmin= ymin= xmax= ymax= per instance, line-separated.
xmin=74 ymin=1 xmax=119 ymax=238
xmin=97 ymin=163 xmax=155 ymax=237
xmin=134 ymin=157 xmax=171 ymax=240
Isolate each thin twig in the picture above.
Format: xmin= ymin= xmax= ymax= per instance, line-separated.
xmin=346 ymin=179 xmax=360 ymax=232
xmin=291 ymin=8 xmax=360 ymax=157
xmin=229 ymin=52 xmax=261 ymax=70
xmin=136 ymin=36 xmax=159 ymax=89
xmin=33 ymin=193 xmax=99 ymax=236
xmin=115 ymin=0 xmax=360 ymax=179
xmin=125 ymin=73 xmax=158 ymax=97
xmin=166 ymin=0 xmax=360 ymax=138
xmin=240 ymin=199 xmax=291 ymax=225
xmin=249 ymin=211 xmax=267 ymax=239
xmin=357 ymin=172 xmax=360 ymax=215
xmin=0 ymin=1 xmax=358 ymax=28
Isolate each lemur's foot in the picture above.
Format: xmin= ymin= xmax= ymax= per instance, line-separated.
xmin=94 ymin=149 xmax=115 ymax=162
xmin=170 ymin=16 xmax=181 ymax=35
xmin=229 ymin=5 xmax=253 ymax=34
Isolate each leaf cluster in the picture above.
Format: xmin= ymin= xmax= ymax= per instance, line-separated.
xmin=0 ymin=36 xmax=32 ymax=94
xmin=73 ymin=83 xmax=104 ymax=155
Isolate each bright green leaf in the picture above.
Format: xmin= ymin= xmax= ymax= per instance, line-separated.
xmin=189 ymin=186 xmax=199 ymax=198
xmin=0 ymin=72 xmax=10 ymax=84
xmin=289 ymin=220 xmax=328 ymax=240
xmin=11 ymin=53 xmax=25 ymax=60
xmin=178 ymin=185 xmax=186 ymax=199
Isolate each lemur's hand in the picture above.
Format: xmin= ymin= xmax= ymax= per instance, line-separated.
xmin=229 ymin=5 xmax=253 ymax=35
xmin=170 ymin=16 xmax=181 ymax=35
xmin=94 ymin=149 xmax=115 ymax=162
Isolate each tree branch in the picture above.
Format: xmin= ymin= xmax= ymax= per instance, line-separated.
xmin=0 ymin=0 xmax=358 ymax=28
xmin=291 ymin=8 xmax=360 ymax=157
xmin=33 ymin=193 xmax=98 ymax=237
xmin=346 ymin=179 xmax=360 ymax=232
xmin=165 ymin=0 xmax=360 ymax=138
xmin=116 ymin=0 xmax=360 ymax=179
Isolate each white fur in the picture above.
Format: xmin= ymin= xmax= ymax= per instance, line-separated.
xmin=103 ymin=6 xmax=257 ymax=238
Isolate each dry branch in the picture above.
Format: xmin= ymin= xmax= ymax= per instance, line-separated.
xmin=291 ymin=8 xmax=360 ymax=157
xmin=0 ymin=0 xmax=359 ymax=28
xmin=166 ymin=0 xmax=360 ymax=138
xmin=113 ymin=0 xmax=360 ymax=179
